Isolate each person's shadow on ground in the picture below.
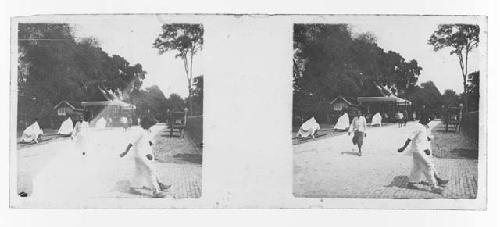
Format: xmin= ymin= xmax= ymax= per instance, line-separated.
xmin=114 ymin=180 xmax=153 ymax=197
xmin=340 ymin=151 xmax=360 ymax=156
xmin=385 ymin=175 xmax=429 ymax=192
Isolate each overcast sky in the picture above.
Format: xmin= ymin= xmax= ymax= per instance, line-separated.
xmin=73 ymin=16 xmax=482 ymax=97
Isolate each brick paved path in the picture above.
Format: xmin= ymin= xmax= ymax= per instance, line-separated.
xmin=293 ymin=121 xmax=478 ymax=199
xmin=17 ymin=124 xmax=201 ymax=200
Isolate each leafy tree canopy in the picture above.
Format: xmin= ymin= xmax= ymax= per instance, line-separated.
xmin=293 ymin=24 xmax=422 ymax=119
xmin=18 ymin=23 xmax=147 ymax=126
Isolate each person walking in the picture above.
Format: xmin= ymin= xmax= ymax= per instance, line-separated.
xmin=120 ymin=116 xmax=128 ymax=131
xmin=396 ymin=111 xmax=404 ymax=128
xmin=72 ymin=115 xmax=90 ymax=156
xmin=119 ymin=115 xmax=170 ymax=198
xmin=348 ymin=110 xmax=367 ymax=156
xmin=397 ymin=115 xmax=448 ymax=194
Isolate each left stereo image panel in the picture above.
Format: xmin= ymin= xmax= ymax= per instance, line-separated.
xmin=11 ymin=16 xmax=204 ymax=207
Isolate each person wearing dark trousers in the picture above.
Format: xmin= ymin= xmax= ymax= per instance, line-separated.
xmin=348 ymin=110 xmax=367 ymax=156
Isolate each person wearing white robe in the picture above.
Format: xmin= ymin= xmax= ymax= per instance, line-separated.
xmin=72 ymin=117 xmax=90 ymax=156
xmin=20 ymin=119 xmax=43 ymax=143
xmin=296 ymin=117 xmax=320 ymax=138
xmin=58 ymin=117 xmax=74 ymax=135
xmin=370 ymin=113 xmax=382 ymax=127
xmin=119 ymin=116 xmax=170 ymax=198
xmin=397 ymin=115 xmax=448 ymax=194
xmin=334 ymin=113 xmax=350 ymax=130
xmin=95 ymin=117 xmax=106 ymax=129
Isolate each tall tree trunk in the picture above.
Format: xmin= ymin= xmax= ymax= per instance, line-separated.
xmin=464 ymin=49 xmax=469 ymax=112
xmin=458 ymin=52 xmax=469 ymax=113
xmin=182 ymin=54 xmax=191 ymax=116
xmin=189 ymin=51 xmax=194 ymax=116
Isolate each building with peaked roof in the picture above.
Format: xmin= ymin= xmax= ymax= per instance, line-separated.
xmin=328 ymin=96 xmax=360 ymax=124
xmin=81 ymin=100 xmax=137 ymax=127
xmin=52 ymin=101 xmax=86 ymax=128
xmin=357 ymin=82 xmax=412 ymax=122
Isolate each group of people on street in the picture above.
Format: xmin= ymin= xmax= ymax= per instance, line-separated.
xmin=297 ymin=108 xmax=448 ymax=194
xmin=350 ymin=110 xmax=447 ymax=194
xmin=19 ymin=114 xmax=170 ymax=198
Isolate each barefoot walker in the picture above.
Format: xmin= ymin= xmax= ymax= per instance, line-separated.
xmin=397 ymin=115 xmax=448 ymax=194
xmin=119 ymin=116 xmax=171 ymax=198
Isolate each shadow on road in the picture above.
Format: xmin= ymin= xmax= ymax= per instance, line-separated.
xmin=114 ymin=180 xmax=152 ymax=197
xmin=172 ymin=153 xmax=202 ymax=164
xmin=340 ymin=151 xmax=360 ymax=156
xmin=433 ymin=148 xmax=478 ymax=160
xmin=292 ymin=133 xmax=328 ymax=145
xmin=385 ymin=175 xmax=410 ymax=188
xmin=160 ymin=133 xmax=182 ymax=138
xmin=385 ymin=175 xmax=435 ymax=193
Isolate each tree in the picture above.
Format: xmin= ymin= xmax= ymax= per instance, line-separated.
xmin=17 ymin=23 xmax=147 ymax=127
xmin=428 ymin=24 xmax=480 ymax=111
xmin=292 ymin=24 xmax=423 ymax=123
xmin=191 ymin=75 xmax=203 ymax=116
xmin=441 ymin=89 xmax=460 ymax=107
xmin=467 ymin=71 xmax=480 ymax=111
xmin=166 ymin=93 xmax=186 ymax=112
xmin=153 ymin=24 xmax=204 ymax=115
xmin=18 ymin=23 xmax=83 ymax=127
xmin=407 ymin=81 xmax=443 ymax=116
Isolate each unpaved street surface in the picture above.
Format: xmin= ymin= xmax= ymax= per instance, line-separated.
xmin=16 ymin=124 xmax=201 ymax=200
xmin=293 ymin=121 xmax=478 ymax=199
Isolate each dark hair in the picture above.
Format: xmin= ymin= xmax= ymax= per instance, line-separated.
xmin=419 ymin=114 xmax=431 ymax=124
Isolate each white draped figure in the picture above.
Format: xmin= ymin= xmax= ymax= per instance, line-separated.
xmin=58 ymin=117 xmax=74 ymax=135
xmin=334 ymin=113 xmax=350 ymax=130
xmin=371 ymin=112 xmax=382 ymax=127
xmin=95 ymin=117 xmax=107 ymax=129
xmin=296 ymin=117 xmax=320 ymax=138
xmin=20 ymin=121 xmax=44 ymax=143
xmin=72 ymin=120 xmax=91 ymax=154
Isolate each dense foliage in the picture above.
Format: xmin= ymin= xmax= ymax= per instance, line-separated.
xmin=293 ymin=24 xmax=422 ymax=121
xmin=18 ymin=23 xmax=147 ymax=127
xmin=17 ymin=23 xmax=203 ymax=128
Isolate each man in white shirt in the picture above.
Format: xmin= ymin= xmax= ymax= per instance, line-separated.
xmin=120 ymin=116 xmax=170 ymax=198
xmin=396 ymin=111 xmax=404 ymax=128
xmin=348 ymin=110 xmax=367 ymax=156
xmin=398 ymin=115 xmax=448 ymax=194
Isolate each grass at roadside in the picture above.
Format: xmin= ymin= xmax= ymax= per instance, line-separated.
xmin=431 ymin=122 xmax=478 ymax=159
